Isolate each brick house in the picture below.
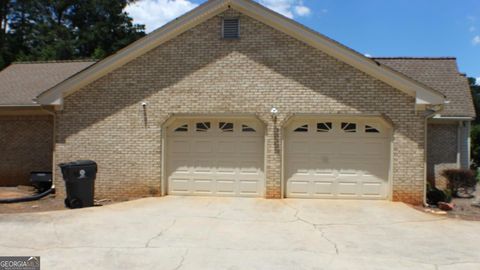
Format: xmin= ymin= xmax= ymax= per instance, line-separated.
xmin=0 ymin=0 xmax=475 ymax=205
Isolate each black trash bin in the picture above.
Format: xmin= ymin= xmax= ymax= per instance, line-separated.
xmin=30 ymin=172 xmax=53 ymax=193
xmin=59 ymin=160 xmax=97 ymax=209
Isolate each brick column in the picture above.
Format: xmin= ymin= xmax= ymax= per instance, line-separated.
xmin=258 ymin=113 xmax=282 ymax=199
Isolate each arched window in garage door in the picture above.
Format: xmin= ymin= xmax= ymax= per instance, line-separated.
xmin=317 ymin=122 xmax=333 ymax=133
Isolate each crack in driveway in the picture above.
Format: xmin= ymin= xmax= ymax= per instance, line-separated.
xmin=282 ymin=201 xmax=340 ymax=255
xmin=145 ymin=219 xmax=177 ymax=248
xmin=173 ymin=249 xmax=189 ymax=270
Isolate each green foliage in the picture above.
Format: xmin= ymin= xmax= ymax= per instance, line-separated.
xmin=469 ymin=78 xmax=480 ymax=168
xmin=0 ymin=0 xmax=145 ymax=70
xmin=472 ymin=124 xmax=480 ymax=168
xmin=470 ymin=77 xmax=480 ymax=125
xmin=443 ymin=188 xmax=453 ymax=203
xmin=426 ymin=185 xmax=452 ymax=205
xmin=441 ymin=169 xmax=477 ymax=197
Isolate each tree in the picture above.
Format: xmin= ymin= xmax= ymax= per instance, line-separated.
xmin=70 ymin=0 xmax=145 ymax=59
xmin=0 ymin=0 xmax=145 ymax=69
xmin=469 ymin=77 xmax=480 ymax=123
xmin=468 ymin=77 xmax=480 ymax=168
xmin=0 ymin=0 xmax=11 ymax=67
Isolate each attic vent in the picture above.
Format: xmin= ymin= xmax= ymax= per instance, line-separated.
xmin=222 ymin=18 xmax=240 ymax=39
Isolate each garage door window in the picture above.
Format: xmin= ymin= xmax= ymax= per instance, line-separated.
xmin=365 ymin=125 xmax=380 ymax=133
xmin=196 ymin=122 xmax=211 ymax=132
xmin=317 ymin=122 xmax=333 ymax=133
xmin=219 ymin=122 xmax=234 ymax=132
xmin=175 ymin=124 xmax=188 ymax=132
xmin=294 ymin=124 xmax=309 ymax=132
xmin=341 ymin=122 xmax=357 ymax=133
xmin=242 ymin=124 xmax=256 ymax=132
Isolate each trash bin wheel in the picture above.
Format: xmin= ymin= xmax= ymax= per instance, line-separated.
xmin=69 ymin=198 xmax=83 ymax=209
xmin=64 ymin=198 xmax=70 ymax=208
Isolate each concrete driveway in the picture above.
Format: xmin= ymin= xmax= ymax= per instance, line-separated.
xmin=0 ymin=197 xmax=479 ymax=270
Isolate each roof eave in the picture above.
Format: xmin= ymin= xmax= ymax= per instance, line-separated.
xmin=433 ymin=115 xmax=475 ymax=120
xmin=0 ymin=104 xmax=55 ymax=115
xmin=0 ymin=104 xmax=41 ymax=108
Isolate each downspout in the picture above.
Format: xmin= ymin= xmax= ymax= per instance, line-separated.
xmin=457 ymin=121 xmax=462 ymax=168
xmin=467 ymin=121 xmax=471 ymax=168
xmin=423 ymin=105 xmax=443 ymax=206
xmin=40 ymin=106 xmax=57 ymax=193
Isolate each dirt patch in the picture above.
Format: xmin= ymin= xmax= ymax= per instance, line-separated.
xmin=0 ymin=187 xmax=65 ymax=214
xmin=448 ymin=194 xmax=480 ymax=221
xmin=0 ymin=186 xmax=121 ymax=214
xmin=418 ymin=184 xmax=480 ymax=221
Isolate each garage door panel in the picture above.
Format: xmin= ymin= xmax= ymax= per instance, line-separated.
xmin=290 ymin=160 xmax=311 ymax=171
xmin=217 ymin=167 xmax=236 ymax=175
xmin=361 ymin=182 xmax=384 ymax=197
xmin=356 ymin=142 xmax=387 ymax=155
xmin=170 ymin=178 xmax=191 ymax=193
xmin=362 ymin=170 xmax=387 ymax=179
xmin=337 ymin=168 xmax=360 ymax=177
xmin=238 ymin=141 xmax=262 ymax=153
xmin=313 ymin=169 xmax=335 ymax=176
xmin=169 ymin=160 xmax=190 ymax=173
xmin=218 ymin=141 xmax=236 ymax=153
xmin=308 ymin=153 xmax=335 ymax=168
xmin=288 ymin=141 xmax=310 ymax=154
xmin=239 ymin=180 xmax=261 ymax=195
xmin=288 ymin=181 xmax=310 ymax=195
xmin=192 ymin=179 xmax=215 ymax=193
xmin=239 ymin=165 xmax=260 ymax=175
xmin=311 ymin=142 xmax=338 ymax=154
xmin=337 ymin=182 xmax=360 ymax=196
xmin=193 ymin=140 xmax=213 ymax=153
xmin=313 ymin=181 xmax=335 ymax=195
xmin=171 ymin=140 xmax=190 ymax=153
xmin=193 ymin=160 xmax=214 ymax=174
xmin=286 ymin=119 xmax=390 ymax=199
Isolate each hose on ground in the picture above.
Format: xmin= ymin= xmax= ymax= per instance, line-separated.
xmin=0 ymin=188 xmax=55 ymax=204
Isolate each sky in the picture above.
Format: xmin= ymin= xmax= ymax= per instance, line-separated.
xmin=124 ymin=0 xmax=480 ymax=82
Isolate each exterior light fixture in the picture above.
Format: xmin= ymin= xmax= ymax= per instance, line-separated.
xmin=271 ymin=107 xmax=278 ymax=121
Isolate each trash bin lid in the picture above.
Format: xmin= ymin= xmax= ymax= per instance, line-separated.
xmin=59 ymin=160 xmax=97 ymax=168
xmin=71 ymin=160 xmax=96 ymax=166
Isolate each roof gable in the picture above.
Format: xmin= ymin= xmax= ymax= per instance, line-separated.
xmin=36 ymin=0 xmax=445 ymax=106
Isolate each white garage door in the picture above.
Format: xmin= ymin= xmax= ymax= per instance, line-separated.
xmin=167 ymin=118 xmax=265 ymax=197
xmin=285 ymin=118 xmax=391 ymax=199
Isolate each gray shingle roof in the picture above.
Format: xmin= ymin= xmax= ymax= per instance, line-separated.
xmin=0 ymin=58 xmax=475 ymax=118
xmin=0 ymin=60 xmax=95 ymax=105
xmin=373 ymin=57 xmax=476 ymax=118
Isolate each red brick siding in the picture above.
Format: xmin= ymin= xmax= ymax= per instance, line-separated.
xmin=0 ymin=115 xmax=53 ymax=186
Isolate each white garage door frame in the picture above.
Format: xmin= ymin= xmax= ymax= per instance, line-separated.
xmin=281 ymin=115 xmax=394 ymax=200
xmin=161 ymin=115 xmax=267 ymax=197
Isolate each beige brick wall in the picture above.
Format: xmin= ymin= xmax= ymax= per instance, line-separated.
xmin=427 ymin=123 xmax=459 ymax=190
xmin=54 ymin=10 xmax=426 ymax=204
xmin=0 ymin=115 xmax=53 ymax=186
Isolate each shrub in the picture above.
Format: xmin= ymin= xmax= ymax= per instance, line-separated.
xmin=426 ymin=187 xmax=448 ymax=205
xmin=441 ymin=169 xmax=477 ymax=197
